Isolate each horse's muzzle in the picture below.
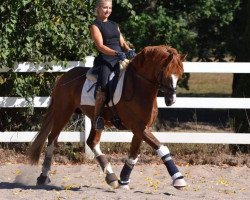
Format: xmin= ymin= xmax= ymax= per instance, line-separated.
xmin=164 ymin=94 xmax=176 ymax=106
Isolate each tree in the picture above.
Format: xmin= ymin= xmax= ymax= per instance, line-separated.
xmin=118 ymin=0 xmax=241 ymax=59
xmin=230 ymin=0 xmax=250 ymax=154
xmin=115 ymin=0 xmax=241 ymax=90
xmin=0 ymin=0 xmax=95 ymax=67
xmin=0 ymin=0 xmax=96 ymax=96
xmin=0 ymin=0 xmax=96 ymax=133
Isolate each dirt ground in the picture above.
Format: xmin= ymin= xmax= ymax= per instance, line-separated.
xmin=0 ymin=162 xmax=249 ymax=200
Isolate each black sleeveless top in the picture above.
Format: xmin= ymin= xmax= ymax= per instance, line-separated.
xmin=91 ymin=19 xmax=122 ymax=67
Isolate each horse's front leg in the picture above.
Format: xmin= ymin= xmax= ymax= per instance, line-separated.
xmin=87 ymin=127 xmax=119 ymax=188
xmin=140 ymin=126 xmax=187 ymax=189
xmin=119 ymin=135 xmax=142 ymax=189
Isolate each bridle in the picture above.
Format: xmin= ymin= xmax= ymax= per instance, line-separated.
xmin=156 ymin=53 xmax=177 ymax=95
xmin=130 ymin=53 xmax=177 ymax=96
xmin=157 ymin=67 xmax=177 ymax=95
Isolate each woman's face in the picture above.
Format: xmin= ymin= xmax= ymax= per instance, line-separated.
xmin=97 ymin=1 xmax=112 ymax=20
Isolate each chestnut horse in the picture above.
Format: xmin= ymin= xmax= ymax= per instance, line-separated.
xmin=29 ymin=45 xmax=187 ymax=189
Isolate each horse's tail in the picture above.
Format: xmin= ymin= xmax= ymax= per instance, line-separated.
xmin=28 ymin=98 xmax=54 ymax=165
xmin=28 ymin=76 xmax=61 ymax=165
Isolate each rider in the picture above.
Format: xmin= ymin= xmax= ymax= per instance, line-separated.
xmin=89 ymin=0 xmax=136 ymax=131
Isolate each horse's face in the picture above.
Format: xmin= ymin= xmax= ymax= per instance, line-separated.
xmin=160 ymin=74 xmax=178 ymax=106
xmin=159 ymin=52 xmax=186 ymax=106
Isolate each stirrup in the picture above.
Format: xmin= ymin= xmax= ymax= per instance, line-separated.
xmin=95 ymin=116 xmax=104 ymax=130
xmin=111 ymin=115 xmax=125 ymax=130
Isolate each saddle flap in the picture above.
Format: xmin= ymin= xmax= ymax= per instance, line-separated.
xmin=86 ymin=67 xmax=100 ymax=81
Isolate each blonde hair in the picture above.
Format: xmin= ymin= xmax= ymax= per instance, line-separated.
xmin=95 ymin=0 xmax=112 ymax=8
xmin=95 ymin=0 xmax=112 ymax=15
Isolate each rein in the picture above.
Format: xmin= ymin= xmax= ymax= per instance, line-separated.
xmin=60 ymin=73 xmax=86 ymax=86
xmin=130 ymin=66 xmax=158 ymax=89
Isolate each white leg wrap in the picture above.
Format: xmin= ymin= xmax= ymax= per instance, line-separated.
xmin=42 ymin=143 xmax=54 ymax=176
xmin=127 ymin=157 xmax=138 ymax=165
xmin=93 ymin=143 xmax=103 ymax=157
xmin=46 ymin=143 xmax=54 ymax=157
xmin=104 ymin=163 xmax=114 ymax=174
xmin=156 ymin=145 xmax=170 ymax=158
xmin=171 ymin=172 xmax=183 ymax=180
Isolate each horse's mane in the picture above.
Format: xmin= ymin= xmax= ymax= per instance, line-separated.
xmin=130 ymin=45 xmax=184 ymax=78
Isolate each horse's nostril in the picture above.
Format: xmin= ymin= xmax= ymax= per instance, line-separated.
xmin=165 ymin=100 xmax=172 ymax=106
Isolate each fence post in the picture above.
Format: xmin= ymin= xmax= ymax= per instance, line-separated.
xmin=84 ymin=115 xmax=94 ymax=159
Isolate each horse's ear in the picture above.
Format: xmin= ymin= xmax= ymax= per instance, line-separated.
xmin=165 ymin=53 xmax=174 ymax=64
xmin=180 ymin=53 xmax=188 ymax=61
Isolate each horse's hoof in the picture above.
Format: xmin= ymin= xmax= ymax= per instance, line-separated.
xmin=118 ymin=184 xmax=130 ymax=190
xmin=109 ymin=180 xmax=119 ymax=189
xmin=172 ymin=178 xmax=187 ymax=190
xmin=106 ymin=173 xmax=119 ymax=189
xmin=37 ymin=173 xmax=51 ymax=185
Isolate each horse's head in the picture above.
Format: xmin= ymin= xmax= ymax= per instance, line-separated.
xmin=158 ymin=51 xmax=186 ymax=106
xmin=131 ymin=45 xmax=186 ymax=106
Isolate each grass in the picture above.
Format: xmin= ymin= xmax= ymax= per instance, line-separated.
xmin=156 ymin=73 xmax=234 ymax=132
xmin=178 ymin=73 xmax=233 ymax=97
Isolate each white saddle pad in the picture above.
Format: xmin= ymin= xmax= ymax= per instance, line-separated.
xmin=80 ymin=70 xmax=126 ymax=106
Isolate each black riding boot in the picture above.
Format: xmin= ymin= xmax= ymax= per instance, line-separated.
xmin=94 ymin=87 xmax=106 ymax=130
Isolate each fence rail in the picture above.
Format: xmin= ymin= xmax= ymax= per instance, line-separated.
xmin=1 ymin=97 xmax=250 ymax=109
xmin=1 ymin=58 xmax=250 ymax=154
xmin=0 ymin=131 xmax=249 ymax=144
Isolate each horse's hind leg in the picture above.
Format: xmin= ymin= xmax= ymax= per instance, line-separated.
xmin=134 ymin=126 xmax=187 ymax=189
xmin=87 ymin=127 xmax=119 ymax=188
xmin=36 ymin=140 xmax=54 ymax=185
xmin=37 ymin=104 xmax=75 ymax=185
xmin=119 ymin=135 xmax=142 ymax=189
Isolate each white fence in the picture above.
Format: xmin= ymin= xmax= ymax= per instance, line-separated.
xmin=1 ymin=57 xmax=250 ymax=152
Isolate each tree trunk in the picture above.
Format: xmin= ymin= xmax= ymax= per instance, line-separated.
xmin=230 ymin=0 xmax=250 ymax=154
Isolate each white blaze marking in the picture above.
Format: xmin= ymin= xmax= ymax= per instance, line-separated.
xmin=171 ymin=74 xmax=178 ymax=103
xmin=171 ymin=74 xmax=178 ymax=89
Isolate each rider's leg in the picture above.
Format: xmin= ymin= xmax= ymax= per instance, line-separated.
xmin=94 ymin=65 xmax=111 ymax=130
xmin=94 ymin=87 xmax=106 ymax=130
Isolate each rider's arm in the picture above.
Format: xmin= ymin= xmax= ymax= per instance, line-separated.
xmin=118 ymin=28 xmax=131 ymax=52
xmin=89 ymin=24 xmax=117 ymax=56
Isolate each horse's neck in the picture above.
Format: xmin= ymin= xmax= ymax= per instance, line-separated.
xmin=124 ymin=65 xmax=158 ymax=99
xmin=120 ymin=65 xmax=158 ymax=118
xmin=133 ymin=60 xmax=160 ymax=84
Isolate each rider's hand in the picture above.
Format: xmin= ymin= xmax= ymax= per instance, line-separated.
xmin=116 ymin=51 xmax=126 ymax=61
xmin=126 ymin=49 xmax=136 ymax=59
